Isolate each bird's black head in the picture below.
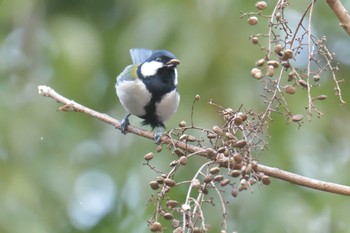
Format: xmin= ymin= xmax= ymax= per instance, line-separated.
xmin=139 ymin=50 xmax=180 ymax=78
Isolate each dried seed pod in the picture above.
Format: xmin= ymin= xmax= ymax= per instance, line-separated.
xmin=166 ymin=200 xmax=178 ymax=208
xmin=156 ymin=145 xmax=162 ymax=153
xmin=288 ymin=71 xmax=297 ymax=81
xmin=233 ymin=153 xmax=243 ymax=163
xmin=255 ymin=1 xmax=267 ymax=10
xmin=298 ymin=79 xmax=308 ymax=88
xmin=150 ymin=222 xmax=162 ymax=232
xmin=275 ymin=12 xmax=282 ymax=21
xmin=231 ymin=188 xmax=238 ymax=197
xmin=292 ymin=114 xmax=303 ymax=122
xmin=251 ymin=67 xmax=263 ymax=79
xmin=186 ymin=135 xmax=196 ymax=142
xmin=274 ymin=44 xmax=283 ymax=55
xmin=267 ymin=60 xmax=279 ymax=68
xmin=220 ymin=178 xmax=230 ymax=187
xmin=213 ymin=125 xmax=223 ymax=135
xmin=225 ymin=132 xmax=236 ymax=140
xmin=206 ymin=148 xmax=217 ymax=159
xmin=233 ymin=116 xmax=243 ymax=125
xmin=144 ymin=152 xmax=154 ymax=161
xmin=156 ymin=176 xmax=164 ymax=184
xmin=281 ymin=60 xmax=290 ymax=69
xmin=251 ymin=36 xmax=259 ymax=44
xmin=201 ymin=187 xmax=209 ymax=195
xmin=174 ymin=148 xmax=185 ymax=157
xmin=313 ymin=74 xmax=320 ymax=82
xmin=191 ymin=179 xmax=201 ymax=189
xmin=249 ymin=178 xmax=257 ymax=186
xmin=256 ymin=58 xmax=265 ymax=67
xmin=261 ymin=175 xmax=271 ymax=185
xmin=210 ymin=167 xmax=221 ymax=175
xmin=237 ymin=112 xmax=248 ymax=121
xmin=179 ymin=120 xmax=187 ymax=127
xmin=164 ymin=212 xmax=174 ymax=220
xmin=248 ymin=16 xmax=259 ymax=25
xmin=149 ymin=181 xmax=160 ymax=190
xmin=203 ymin=174 xmax=214 ymax=184
xmin=179 ymin=156 xmax=187 ymax=165
xmin=284 ymin=85 xmax=296 ymax=94
xmin=266 ymin=65 xmax=275 ymax=77
xmin=239 ymin=179 xmax=248 ymax=191
xmin=234 ymin=140 xmax=247 ymax=148
xmin=195 ymin=94 xmax=201 ymax=101
xmin=164 ymin=178 xmax=176 ymax=187
xmin=251 ymin=160 xmax=258 ymax=171
xmin=229 ymin=169 xmax=241 ymax=177
xmin=214 ymin=174 xmax=224 ymax=182
xmin=282 ymin=49 xmax=293 ymax=60
xmin=207 ymin=133 xmax=217 ymax=139
xmin=179 ymin=134 xmax=188 ymax=141
xmin=317 ymin=95 xmax=327 ymax=100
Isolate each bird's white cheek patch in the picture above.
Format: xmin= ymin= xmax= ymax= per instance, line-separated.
xmin=141 ymin=61 xmax=163 ymax=77
xmin=156 ymin=90 xmax=180 ymax=123
xmin=116 ymin=80 xmax=151 ymax=117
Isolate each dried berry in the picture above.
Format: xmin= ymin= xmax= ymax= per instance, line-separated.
xmin=284 ymin=85 xmax=296 ymax=94
xmin=149 ymin=181 xmax=160 ymax=190
xmin=191 ymin=179 xmax=201 ymax=189
xmin=251 ymin=36 xmax=259 ymax=44
xmin=203 ymin=175 xmax=214 ymax=184
xmin=214 ymin=174 xmax=224 ymax=182
xmin=274 ymin=44 xmax=283 ymax=55
xmin=179 ymin=156 xmax=188 ymax=165
xmin=317 ymin=95 xmax=327 ymax=100
xmin=266 ymin=65 xmax=275 ymax=77
xmin=209 ymin=167 xmax=221 ymax=175
xmin=164 ymin=178 xmax=176 ymax=187
xmin=248 ymin=16 xmax=259 ymax=25
xmin=174 ymin=148 xmax=185 ymax=157
xmin=313 ymin=74 xmax=320 ymax=82
xmin=220 ymin=179 xmax=230 ymax=187
xmin=282 ymin=49 xmax=294 ymax=60
xmin=166 ymin=200 xmax=178 ymax=208
xmin=234 ymin=140 xmax=247 ymax=148
xmin=255 ymin=1 xmax=267 ymax=10
xmin=144 ymin=152 xmax=154 ymax=161
xmin=292 ymin=114 xmax=303 ymax=122
xmin=150 ymin=222 xmax=162 ymax=232
xmin=229 ymin=169 xmax=241 ymax=177
xmin=298 ymin=79 xmax=308 ymax=88
xmin=164 ymin=212 xmax=174 ymax=220
xmin=231 ymin=188 xmax=238 ymax=197
xmin=261 ymin=175 xmax=271 ymax=185
xmin=179 ymin=120 xmax=187 ymax=127
xmin=233 ymin=153 xmax=243 ymax=163
xmin=251 ymin=67 xmax=263 ymax=79
xmin=267 ymin=60 xmax=279 ymax=68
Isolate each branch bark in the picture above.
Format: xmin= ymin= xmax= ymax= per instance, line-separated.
xmin=326 ymin=0 xmax=350 ymax=36
xmin=38 ymin=85 xmax=350 ymax=196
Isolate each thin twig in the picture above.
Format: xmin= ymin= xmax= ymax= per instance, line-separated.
xmin=326 ymin=0 xmax=350 ymax=36
xmin=38 ymin=85 xmax=350 ymax=196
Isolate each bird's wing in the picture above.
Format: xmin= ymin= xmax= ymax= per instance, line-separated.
xmin=116 ymin=64 xmax=138 ymax=83
xmin=130 ymin=48 xmax=153 ymax=64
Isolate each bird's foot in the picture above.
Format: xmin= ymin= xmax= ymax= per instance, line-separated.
xmin=120 ymin=114 xmax=130 ymax=134
xmin=154 ymin=127 xmax=163 ymax=144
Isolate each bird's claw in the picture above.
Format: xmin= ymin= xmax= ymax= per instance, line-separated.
xmin=120 ymin=115 xmax=130 ymax=134
xmin=154 ymin=127 xmax=163 ymax=144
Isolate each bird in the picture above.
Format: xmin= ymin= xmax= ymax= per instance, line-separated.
xmin=115 ymin=48 xmax=180 ymax=143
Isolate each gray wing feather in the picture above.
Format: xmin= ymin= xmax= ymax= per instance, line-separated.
xmin=130 ymin=48 xmax=153 ymax=64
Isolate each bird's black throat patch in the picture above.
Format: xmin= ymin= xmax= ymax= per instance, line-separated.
xmin=137 ymin=66 xmax=177 ymax=129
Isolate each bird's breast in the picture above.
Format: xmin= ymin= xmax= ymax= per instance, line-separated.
xmin=155 ymin=89 xmax=180 ymax=123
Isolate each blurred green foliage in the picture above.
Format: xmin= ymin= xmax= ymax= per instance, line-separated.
xmin=1 ymin=0 xmax=350 ymax=232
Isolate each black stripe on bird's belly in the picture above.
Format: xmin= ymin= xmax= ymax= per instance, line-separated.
xmin=138 ymin=68 xmax=176 ymax=129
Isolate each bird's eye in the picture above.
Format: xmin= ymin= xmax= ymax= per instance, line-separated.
xmin=156 ymin=57 xmax=162 ymax=62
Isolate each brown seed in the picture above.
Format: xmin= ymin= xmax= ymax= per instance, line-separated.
xmin=313 ymin=74 xmax=320 ymax=82
xmin=288 ymin=71 xmax=297 ymax=81
xmin=317 ymin=95 xmax=327 ymax=100
xmin=282 ymin=49 xmax=294 ymax=60
xmin=214 ymin=174 xmax=224 ymax=182
xmin=248 ymin=16 xmax=259 ymax=25
xmin=207 ymin=133 xmax=217 ymax=139
xmin=174 ymin=148 xmax=185 ymax=157
xmin=156 ymin=176 xmax=164 ymax=184
xmin=144 ymin=152 xmax=154 ymax=161
xmin=166 ymin=200 xmax=178 ymax=208
xmin=186 ymin=135 xmax=196 ymax=142
xmin=274 ymin=44 xmax=283 ymax=55
xmin=275 ymin=12 xmax=282 ymax=20
xmin=256 ymin=58 xmax=265 ymax=67
xmin=284 ymin=85 xmax=296 ymax=94
xmin=206 ymin=148 xmax=217 ymax=159
xmin=255 ymin=1 xmax=267 ymax=10
xmin=267 ymin=60 xmax=279 ymax=68
xmin=179 ymin=120 xmax=187 ymax=127
xmin=281 ymin=60 xmax=290 ymax=69
xmin=233 ymin=153 xmax=243 ymax=163
xmin=239 ymin=179 xmax=248 ymax=190
xmin=209 ymin=167 xmax=221 ymax=175
xmin=164 ymin=178 xmax=176 ymax=187
xmin=261 ymin=175 xmax=271 ymax=185
xmin=149 ymin=181 xmax=160 ymax=190
xmin=231 ymin=188 xmax=238 ymax=197
xmin=251 ymin=67 xmax=263 ymax=79
xmin=225 ymin=132 xmax=237 ymax=140
xmin=179 ymin=156 xmax=187 ymax=165
xmin=203 ymin=175 xmax=214 ymax=184
xmin=156 ymin=145 xmax=162 ymax=153
xmin=179 ymin=134 xmax=188 ymax=141
xmin=233 ymin=116 xmax=243 ymax=125
xmin=292 ymin=114 xmax=303 ymax=122
xmin=164 ymin=212 xmax=174 ymax=220
xmin=234 ymin=140 xmax=247 ymax=148
xmin=251 ymin=36 xmax=259 ymax=44
xmin=229 ymin=169 xmax=241 ymax=177
xmin=220 ymin=178 xmax=230 ymax=187
xmin=298 ymin=79 xmax=308 ymax=88
xmin=195 ymin=94 xmax=201 ymax=101
xmin=266 ymin=65 xmax=275 ymax=77
xmin=213 ymin=125 xmax=223 ymax=135
xmin=150 ymin=222 xmax=162 ymax=232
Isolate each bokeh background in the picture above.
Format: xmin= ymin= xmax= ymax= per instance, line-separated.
xmin=1 ymin=0 xmax=350 ymax=232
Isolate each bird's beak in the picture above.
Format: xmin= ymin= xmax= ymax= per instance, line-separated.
xmin=166 ymin=58 xmax=180 ymax=67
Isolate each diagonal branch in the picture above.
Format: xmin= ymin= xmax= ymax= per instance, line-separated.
xmin=38 ymin=85 xmax=350 ymax=196
xmin=326 ymin=0 xmax=350 ymax=36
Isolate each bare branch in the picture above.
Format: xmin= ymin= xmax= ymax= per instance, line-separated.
xmin=326 ymin=0 xmax=350 ymax=36
xmin=38 ymin=85 xmax=350 ymax=196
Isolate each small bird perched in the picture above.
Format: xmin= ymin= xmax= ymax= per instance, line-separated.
xmin=115 ymin=48 xmax=180 ymax=143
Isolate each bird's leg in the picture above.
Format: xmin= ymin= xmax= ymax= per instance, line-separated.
xmin=154 ymin=127 xmax=164 ymax=144
xmin=120 ymin=114 xmax=131 ymax=134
